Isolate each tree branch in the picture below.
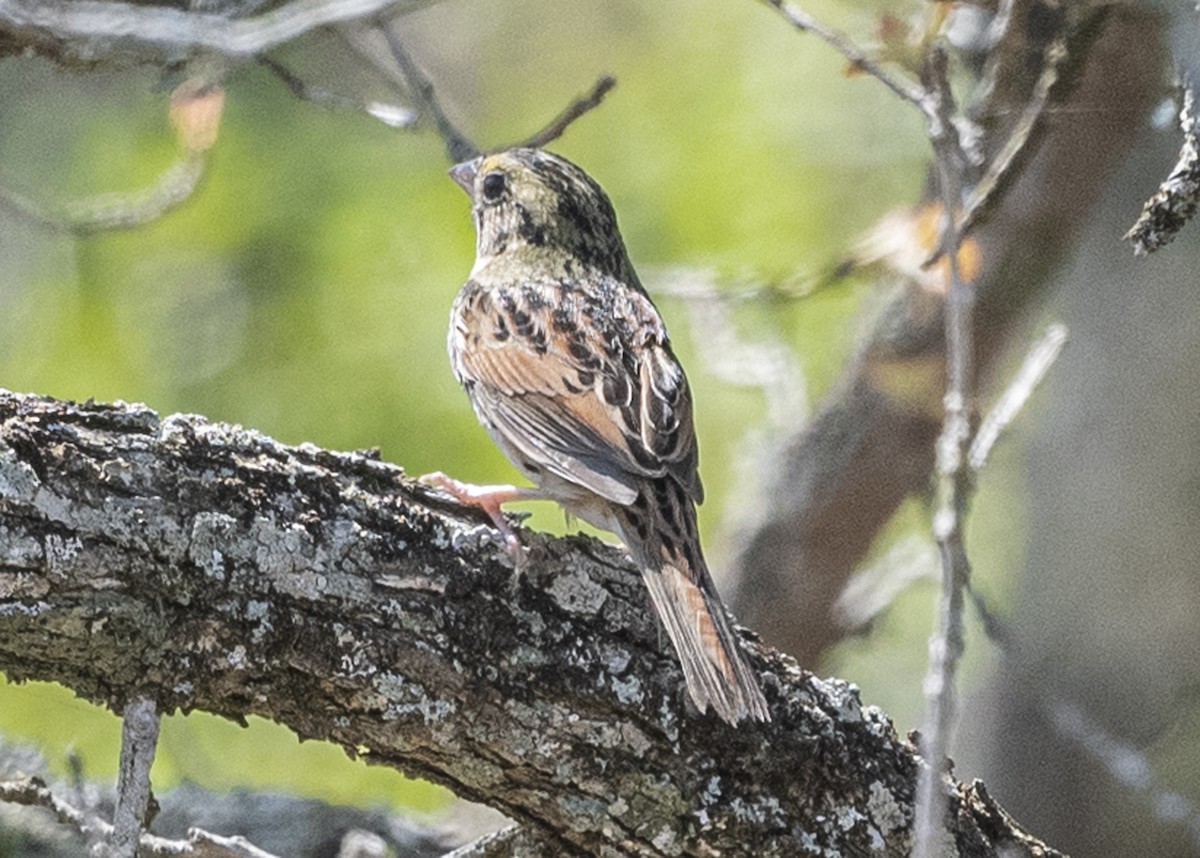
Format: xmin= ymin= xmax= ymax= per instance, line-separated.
xmin=1125 ymin=80 xmax=1200 ymax=255
xmin=0 ymin=389 xmax=1059 ymax=856
xmin=0 ymin=775 xmax=287 ymax=857
xmin=729 ymin=1 xmax=1167 ymax=664
xmin=0 ymin=0 xmax=441 ymax=64
xmin=110 ymin=696 xmax=160 ymax=858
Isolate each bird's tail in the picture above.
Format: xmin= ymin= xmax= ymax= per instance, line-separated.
xmin=619 ymin=482 xmax=770 ymax=725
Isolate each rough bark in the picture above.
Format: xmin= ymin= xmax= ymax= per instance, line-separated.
xmin=0 ymin=0 xmax=440 ymax=68
xmin=0 ymin=389 xmax=1060 ymax=857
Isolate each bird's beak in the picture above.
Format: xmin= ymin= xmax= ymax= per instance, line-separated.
xmin=449 ymin=158 xmax=480 ymax=197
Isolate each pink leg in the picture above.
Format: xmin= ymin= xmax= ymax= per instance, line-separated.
xmin=418 ymin=471 xmax=544 ymax=564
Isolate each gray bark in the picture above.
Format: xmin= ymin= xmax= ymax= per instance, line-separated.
xmin=0 ymin=389 xmax=1058 ymax=856
xmin=0 ymin=0 xmax=440 ymax=68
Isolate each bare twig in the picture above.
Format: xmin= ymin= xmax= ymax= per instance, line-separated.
xmin=109 ymin=696 xmax=161 ymax=858
xmin=836 ymin=317 xmax=1066 ymax=637
xmin=0 ymin=0 xmax=439 ymax=57
xmin=966 ymin=0 xmax=1018 ymax=119
xmin=0 ymin=777 xmax=106 ymax=840
xmin=647 ymin=267 xmax=809 ymax=426
xmin=0 ymin=775 xmax=284 ymax=858
xmin=914 ymin=45 xmax=974 ymax=858
xmin=374 ymin=22 xmax=478 ymax=162
xmin=647 ymin=263 xmax=832 ymax=305
xmin=954 ymin=27 xmax=1070 ymax=241
xmin=343 ymin=23 xmax=615 ymax=162
xmin=969 ymin=324 xmax=1068 ymax=470
xmin=509 ymin=75 xmax=617 ymax=150
xmin=0 ymin=153 xmax=206 ymax=235
xmin=1125 ymin=81 xmax=1200 ymax=255
xmin=257 ymin=55 xmax=417 ymax=127
xmin=758 ymin=0 xmax=931 ymax=113
xmin=168 ymin=829 xmax=283 ymax=858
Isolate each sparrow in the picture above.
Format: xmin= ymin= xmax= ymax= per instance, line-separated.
xmin=425 ymin=147 xmax=769 ymax=725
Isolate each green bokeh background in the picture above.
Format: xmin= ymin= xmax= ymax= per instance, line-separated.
xmin=0 ymin=0 xmax=1016 ymax=817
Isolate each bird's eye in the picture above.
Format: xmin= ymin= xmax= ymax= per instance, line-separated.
xmin=481 ymin=171 xmax=507 ymax=203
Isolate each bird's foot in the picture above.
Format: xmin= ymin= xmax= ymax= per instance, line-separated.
xmin=418 ymin=472 xmax=535 ymax=567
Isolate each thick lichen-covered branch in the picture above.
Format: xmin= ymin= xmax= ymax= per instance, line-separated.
xmin=0 ymin=389 xmax=1059 ymax=856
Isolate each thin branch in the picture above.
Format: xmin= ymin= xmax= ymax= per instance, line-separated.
xmin=0 ymin=778 xmax=104 ymax=839
xmin=646 ymin=263 xmax=831 ymax=306
xmin=970 ymin=0 xmax=1018 ymax=109
xmin=914 ymin=44 xmax=974 ymax=858
xmin=969 ymin=323 xmax=1068 ymax=471
xmin=0 ymin=776 xmax=283 ymax=858
xmin=442 ymin=825 xmax=551 ymax=857
xmin=109 ymin=697 xmax=161 ymax=858
xmin=375 ymin=22 xmax=478 ymax=162
xmin=954 ymin=27 xmax=1070 ymax=241
xmin=1125 ymin=80 xmax=1200 ymax=255
xmin=509 ymin=75 xmax=617 ymax=150
xmin=340 ymin=22 xmax=618 ymax=162
xmin=167 ymin=830 xmax=283 ymax=858
xmin=0 ymin=153 xmax=206 ymax=235
xmin=758 ymin=0 xmax=932 ymax=114
xmin=257 ymin=55 xmax=418 ymax=127
xmin=0 ymin=0 xmax=439 ymax=57
xmin=646 ymin=267 xmax=808 ymax=428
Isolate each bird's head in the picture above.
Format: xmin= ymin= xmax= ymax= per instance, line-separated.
xmin=451 ymin=148 xmax=633 ymax=280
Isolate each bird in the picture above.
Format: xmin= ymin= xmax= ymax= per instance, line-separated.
xmin=424 ymin=147 xmax=770 ymax=725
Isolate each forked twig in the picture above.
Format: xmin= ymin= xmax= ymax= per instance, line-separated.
xmin=342 ymin=21 xmax=616 ymax=162
xmin=0 ymin=775 xmax=283 ymax=857
xmin=374 ymin=22 xmax=478 ymax=161
xmin=954 ymin=27 xmax=1069 ymax=240
xmin=913 ymin=45 xmax=973 ymax=858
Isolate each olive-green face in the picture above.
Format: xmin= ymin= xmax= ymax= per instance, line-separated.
xmin=452 ymin=148 xmax=629 ymax=276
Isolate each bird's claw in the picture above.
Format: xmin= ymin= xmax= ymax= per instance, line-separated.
xmin=418 ymin=471 xmax=528 ymax=569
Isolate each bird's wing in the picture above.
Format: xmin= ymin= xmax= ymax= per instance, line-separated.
xmin=454 ymin=277 xmax=702 ymax=506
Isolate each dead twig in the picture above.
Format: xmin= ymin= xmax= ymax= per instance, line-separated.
xmin=109 ymin=696 xmax=161 ymax=858
xmin=969 ymin=323 xmax=1068 ymax=471
xmin=509 ymin=75 xmax=617 ymax=150
xmin=0 ymin=776 xmax=283 ymax=857
xmin=953 ymin=24 xmax=1070 ymax=242
xmin=0 ymin=152 xmax=206 ymax=235
xmin=914 ymin=45 xmax=973 ymax=858
xmin=373 ymin=21 xmax=478 ymax=161
xmin=1125 ymin=80 xmax=1200 ymax=255
xmin=0 ymin=0 xmax=440 ymax=57
xmin=257 ymin=54 xmax=417 ymax=127
xmin=758 ymin=0 xmax=931 ymax=112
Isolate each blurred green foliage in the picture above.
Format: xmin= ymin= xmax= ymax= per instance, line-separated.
xmin=0 ymin=0 xmax=1014 ymax=817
